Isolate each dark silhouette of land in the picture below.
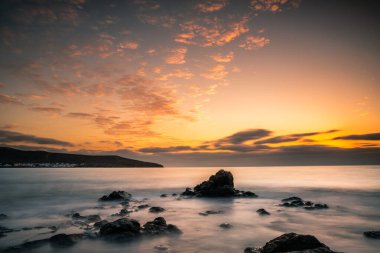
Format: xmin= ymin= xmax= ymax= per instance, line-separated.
xmin=0 ymin=147 xmax=163 ymax=168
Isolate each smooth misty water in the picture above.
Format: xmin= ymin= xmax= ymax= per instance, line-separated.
xmin=0 ymin=166 xmax=379 ymax=253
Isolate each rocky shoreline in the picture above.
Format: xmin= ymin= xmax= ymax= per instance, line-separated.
xmin=0 ymin=169 xmax=378 ymax=252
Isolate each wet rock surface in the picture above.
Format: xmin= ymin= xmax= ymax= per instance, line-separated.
xmin=363 ymin=231 xmax=380 ymax=239
xmin=257 ymin=208 xmax=270 ymax=215
xmin=244 ymin=233 xmax=339 ymax=253
xmin=149 ymin=206 xmax=165 ymax=213
xmin=219 ymin=223 xmax=232 ymax=229
xmin=99 ymin=191 xmax=131 ymax=201
xmin=181 ymin=170 xmax=258 ymax=198
xmin=99 ymin=218 xmax=141 ymax=241
xmin=142 ymin=217 xmax=182 ymax=235
xmin=280 ymin=196 xmax=328 ymax=210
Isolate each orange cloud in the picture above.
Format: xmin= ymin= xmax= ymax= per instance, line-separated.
xmin=165 ymin=47 xmax=188 ymax=64
xmin=157 ymin=69 xmax=193 ymax=80
xmin=202 ymin=65 xmax=228 ymax=80
xmin=239 ymin=35 xmax=270 ymax=50
xmin=250 ymin=0 xmax=301 ymax=13
xmin=119 ymin=41 xmax=139 ymax=49
xmin=0 ymin=93 xmax=23 ymax=105
xmin=195 ymin=0 xmax=228 ymax=13
xmin=211 ymin=51 xmax=234 ymax=63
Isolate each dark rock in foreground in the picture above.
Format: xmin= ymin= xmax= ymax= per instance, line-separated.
xmin=149 ymin=206 xmax=165 ymax=213
xmin=363 ymin=231 xmax=380 ymax=239
xmin=244 ymin=233 xmax=339 ymax=253
xmin=257 ymin=208 xmax=270 ymax=216
xmin=142 ymin=217 xmax=182 ymax=235
xmin=5 ymin=233 xmax=82 ymax=252
xmin=181 ymin=170 xmax=258 ymax=198
xmin=99 ymin=218 xmax=141 ymax=241
xmin=99 ymin=191 xmax=131 ymax=201
xmin=280 ymin=196 xmax=328 ymax=210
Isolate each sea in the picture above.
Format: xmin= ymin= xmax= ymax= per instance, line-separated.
xmin=0 ymin=166 xmax=379 ymax=252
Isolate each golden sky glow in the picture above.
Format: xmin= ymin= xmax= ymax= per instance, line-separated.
xmin=0 ymin=0 xmax=379 ymax=165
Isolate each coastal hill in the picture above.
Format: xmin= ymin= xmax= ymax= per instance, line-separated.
xmin=0 ymin=147 xmax=163 ymax=168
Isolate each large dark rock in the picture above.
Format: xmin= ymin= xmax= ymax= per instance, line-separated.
xmin=363 ymin=231 xmax=380 ymax=239
xmin=244 ymin=233 xmax=339 ymax=253
xmin=182 ymin=170 xmax=257 ymax=198
xmin=99 ymin=191 xmax=131 ymax=201
xmin=149 ymin=206 xmax=165 ymax=213
xmin=142 ymin=217 xmax=182 ymax=235
xmin=99 ymin=218 xmax=141 ymax=241
xmin=50 ymin=234 xmax=82 ymax=248
xmin=280 ymin=196 xmax=328 ymax=210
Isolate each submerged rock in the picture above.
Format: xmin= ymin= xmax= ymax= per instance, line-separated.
xmin=219 ymin=223 xmax=232 ymax=229
xmin=142 ymin=217 xmax=182 ymax=235
xmin=99 ymin=191 xmax=131 ymax=201
xmin=244 ymin=233 xmax=339 ymax=253
xmin=72 ymin=213 xmax=101 ymax=223
xmin=363 ymin=231 xmax=380 ymax=239
xmin=99 ymin=218 xmax=141 ymax=241
xmin=280 ymin=196 xmax=328 ymax=210
xmin=93 ymin=220 xmax=108 ymax=229
xmin=199 ymin=210 xmax=224 ymax=216
xmin=160 ymin=194 xmax=168 ymax=198
xmin=149 ymin=206 xmax=165 ymax=213
xmin=181 ymin=170 xmax=257 ymax=198
xmin=257 ymin=208 xmax=270 ymax=216
xmin=137 ymin=204 xmax=150 ymax=209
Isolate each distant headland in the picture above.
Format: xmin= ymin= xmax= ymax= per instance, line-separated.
xmin=0 ymin=147 xmax=163 ymax=168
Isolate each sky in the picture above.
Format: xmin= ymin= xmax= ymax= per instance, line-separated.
xmin=0 ymin=0 xmax=379 ymax=166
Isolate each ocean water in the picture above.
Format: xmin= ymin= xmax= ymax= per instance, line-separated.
xmin=0 ymin=166 xmax=379 ymax=253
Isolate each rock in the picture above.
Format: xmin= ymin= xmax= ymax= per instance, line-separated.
xmin=155 ymin=244 xmax=170 ymax=251
xmin=219 ymin=223 xmax=232 ymax=229
xmin=181 ymin=170 xmax=257 ymax=198
xmin=99 ymin=191 xmax=131 ymax=201
xmin=99 ymin=218 xmax=141 ymax=241
xmin=0 ymin=225 xmax=14 ymax=234
xmin=280 ymin=196 xmax=328 ymax=210
xmin=363 ymin=231 xmax=380 ymax=239
xmin=199 ymin=210 xmax=223 ymax=216
xmin=0 ymin=213 xmax=8 ymax=220
xmin=94 ymin=220 xmax=108 ymax=229
xmin=72 ymin=213 xmax=101 ymax=223
xmin=149 ymin=206 xmax=165 ymax=213
xmin=142 ymin=217 xmax=182 ymax=235
xmin=257 ymin=208 xmax=270 ymax=216
xmin=160 ymin=194 xmax=168 ymax=197
xmin=245 ymin=233 xmax=339 ymax=253
xmin=172 ymin=193 xmax=177 ymax=196
xmin=137 ymin=204 xmax=149 ymax=209
xmin=50 ymin=234 xmax=82 ymax=248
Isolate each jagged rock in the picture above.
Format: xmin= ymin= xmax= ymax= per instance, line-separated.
xmin=257 ymin=208 xmax=270 ymax=215
xmin=244 ymin=233 xmax=339 ymax=253
xmin=181 ymin=170 xmax=257 ymax=198
xmin=99 ymin=218 xmax=141 ymax=241
xmin=99 ymin=191 xmax=131 ymax=201
xmin=149 ymin=206 xmax=165 ymax=213
xmin=219 ymin=223 xmax=232 ymax=229
xmin=142 ymin=217 xmax=181 ymax=235
xmin=363 ymin=231 xmax=380 ymax=239
xmin=94 ymin=220 xmax=108 ymax=229
xmin=72 ymin=213 xmax=101 ymax=223
xmin=280 ymin=196 xmax=328 ymax=210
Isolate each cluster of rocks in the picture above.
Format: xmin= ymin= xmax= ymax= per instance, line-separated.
xmin=280 ymin=197 xmax=329 ymax=210
xmin=99 ymin=191 xmax=131 ymax=201
xmin=99 ymin=217 xmax=181 ymax=241
xmin=244 ymin=233 xmax=339 ymax=253
xmin=181 ymin=170 xmax=257 ymax=198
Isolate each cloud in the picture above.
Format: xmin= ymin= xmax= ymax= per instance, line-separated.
xmin=30 ymin=107 xmax=62 ymax=114
xmin=67 ymin=112 xmax=94 ymax=119
xmin=210 ymin=52 xmax=234 ymax=63
xmin=201 ymin=64 xmax=228 ymax=80
xmin=0 ymin=130 xmax=73 ymax=147
xmin=0 ymin=93 xmax=23 ymax=105
xmin=214 ymin=128 xmax=272 ymax=145
xmin=137 ymin=14 xmax=176 ymax=28
xmin=250 ymin=0 xmax=301 ymax=13
xmin=334 ymin=133 xmax=380 ymax=141
xmin=157 ymin=68 xmax=193 ymax=80
xmin=139 ymin=146 xmax=195 ymax=153
xmin=119 ymin=41 xmax=139 ymax=49
xmin=165 ymin=47 xmax=188 ymax=64
xmin=175 ymin=16 xmax=249 ymax=47
xmin=256 ymin=130 xmax=339 ymax=144
xmin=239 ymin=35 xmax=270 ymax=50
xmin=195 ymin=0 xmax=228 ymax=13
